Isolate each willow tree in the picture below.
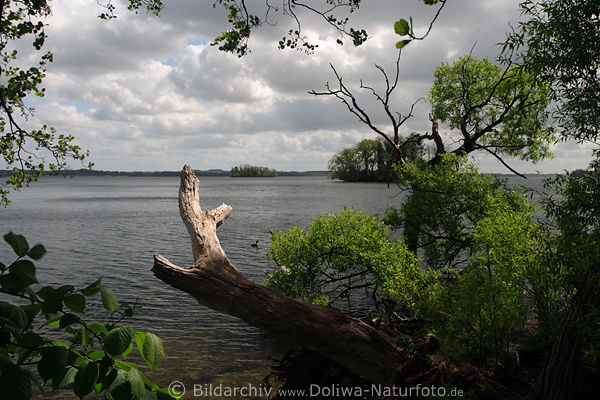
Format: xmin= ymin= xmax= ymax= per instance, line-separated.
xmin=314 ymin=53 xmax=553 ymax=256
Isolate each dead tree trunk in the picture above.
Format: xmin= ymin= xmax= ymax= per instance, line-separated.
xmin=152 ymin=165 xmax=401 ymax=384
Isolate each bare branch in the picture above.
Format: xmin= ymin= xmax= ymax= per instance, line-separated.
xmin=309 ymin=54 xmax=420 ymax=163
xmin=409 ymin=0 xmax=448 ymax=41
xmin=476 ymin=145 xmax=527 ymax=178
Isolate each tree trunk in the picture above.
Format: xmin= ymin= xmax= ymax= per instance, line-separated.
xmin=530 ymin=273 xmax=600 ymax=400
xmin=152 ymin=165 xmax=401 ymax=384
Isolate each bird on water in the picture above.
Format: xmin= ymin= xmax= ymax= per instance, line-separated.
xmin=251 ymin=240 xmax=259 ymax=247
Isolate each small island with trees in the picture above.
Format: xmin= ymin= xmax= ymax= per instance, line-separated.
xmin=230 ymin=164 xmax=278 ymax=177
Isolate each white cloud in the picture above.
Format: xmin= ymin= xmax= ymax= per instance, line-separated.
xmin=12 ymin=0 xmax=592 ymax=173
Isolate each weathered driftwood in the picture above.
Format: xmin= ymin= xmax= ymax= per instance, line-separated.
xmin=152 ymin=165 xmax=401 ymax=384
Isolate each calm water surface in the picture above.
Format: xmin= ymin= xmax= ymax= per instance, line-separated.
xmin=0 ymin=174 xmax=547 ymax=396
xmin=1 ymin=175 xmax=412 ymax=393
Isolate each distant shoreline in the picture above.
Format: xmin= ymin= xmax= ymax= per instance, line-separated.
xmin=0 ymin=169 xmax=329 ymax=178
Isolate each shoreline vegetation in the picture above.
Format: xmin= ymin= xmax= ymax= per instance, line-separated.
xmin=230 ymin=164 xmax=278 ymax=177
xmin=0 ymin=168 xmax=559 ymax=180
xmin=0 ymin=168 xmax=329 ymax=178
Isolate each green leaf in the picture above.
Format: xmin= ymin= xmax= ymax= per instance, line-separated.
xmin=89 ymin=322 xmax=108 ymax=334
xmin=0 ymin=361 xmax=32 ymax=400
xmin=11 ymin=305 xmax=30 ymax=329
xmin=36 ymin=286 xmax=55 ymax=300
xmin=100 ymin=367 xmax=118 ymax=392
xmin=135 ymin=332 xmax=165 ymax=372
xmin=107 ymin=369 xmax=130 ymax=399
xmin=9 ymin=260 xmax=37 ymax=286
xmin=64 ymin=294 xmax=86 ymax=313
xmin=27 ymin=244 xmax=46 ymax=260
xmin=396 ymin=39 xmax=412 ymax=49
xmin=123 ymin=341 xmax=134 ymax=359
xmin=394 ymin=18 xmax=410 ymax=36
xmin=42 ymin=295 xmax=63 ymax=315
xmin=0 ymin=301 xmax=11 ymax=318
xmin=56 ymin=285 xmax=75 ymax=296
xmin=103 ymin=326 xmax=133 ymax=357
xmin=18 ymin=331 xmax=43 ymax=347
xmin=59 ymin=313 xmax=79 ymax=328
xmin=4 ymin=232 xmax=29 ymax=258
xmin=73 ymin=361 xmax=99 ymax=398
xmin=127 ymin=368 xmax=146 ymax=399
xmin=41 ymin=285 xmax=74 ymax=315
xmin=81 ymin=324 xmax=91 ymax=347
xmin=38 ymin=346 xmax=68 ymax=382
xmin=0 ymin=274 xmax=21 ymax=292
xmin=47 ymin=319 xmax=60 ymax=327
xmin=21 ymin=304 xmax=41 ymax=323
xmin=53 ymin=366 xmax=77 ymax=390
xmin=100 ymin=286 xmax=119 ymax=313
xmin=89 ymin=351 xmax=105 ymax=360
xmin=81 ymin=277 xmax=102 ymax=296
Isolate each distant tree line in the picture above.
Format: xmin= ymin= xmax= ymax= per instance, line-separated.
xmin=328 ymin=137 xmax=430 ymax=182
xmin=230 ymin=164 xmax=278 ymax=177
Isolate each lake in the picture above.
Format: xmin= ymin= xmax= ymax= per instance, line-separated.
xmin=0 ymin=173 xmax=547 ymax=395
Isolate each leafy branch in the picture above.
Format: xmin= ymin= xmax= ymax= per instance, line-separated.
xmin=0 ymin=232 xmax=171 ymax=400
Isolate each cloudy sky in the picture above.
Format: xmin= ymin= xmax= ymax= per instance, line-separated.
xmin=18 ymin=0 xmax=595 ymax=173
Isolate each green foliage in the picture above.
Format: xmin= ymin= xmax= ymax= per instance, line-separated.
xmin=0 ymin=1 xmax=164 ymax=206
xmin=429 ymin=55 xmax=555 ymax=162
xmin=541 ymin=156 xmax=600 ymax=367
xmin=328 ymin=137 xmax=429 ymax=182
xmin=543 ymin=156 xmax=600 ymax=282
xmin=0 ymin=1 xmax=94 ymax=206
xmin=416 ymin=166 xmax=568 ymax=367
xmin=97 ymin=1 xmax=164 ymax=20
xmin=230 ymin=164 xmax=277 ymax=177
xmin=265 ymin=208 xmax=435 ymax=314
xmin=394 ymin=0 xmax=446 ymax=49
xmin=504 ymin=0 xmax=600 ymax=142
xmin=385 ymin=154 xmax=534 ymax=270
xmin=212 ymin=1 xmax=367 ymax=56
xmin=0 ymin=232 xmax=171 ymax=400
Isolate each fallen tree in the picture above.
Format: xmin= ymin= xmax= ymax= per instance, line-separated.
xmin=152 ymin=165 xmax=400 ymax=384
xmin=152 ymin=165 xmax=520 ymax=398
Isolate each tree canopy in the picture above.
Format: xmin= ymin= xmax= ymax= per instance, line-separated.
xmin=505 ymin=0 xmax=600 ymax=142
xmin=430 ymin=55 xmax=554 ymax=164
xmin=328 ymin=137 xmax=430 ymax=182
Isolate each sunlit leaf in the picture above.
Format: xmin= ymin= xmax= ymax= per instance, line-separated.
xmin=396 ymin=39 xmax=412 ymax=49
xmin=135 ymin=332 xmax=165 ymax=372
xmin=394 ymin=19 xmax=410 ymax=36
xmin=103 ymin=326 xmax=133 ymax=357
xmin=100 ymin=287 xmax=119 ymax=313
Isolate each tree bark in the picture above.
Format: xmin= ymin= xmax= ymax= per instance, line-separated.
xmin=152 ymin=165 xmax=401 ymax=384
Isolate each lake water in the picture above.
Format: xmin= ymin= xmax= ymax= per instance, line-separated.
xmin=0 ymin=173 xmax=547 ymax=396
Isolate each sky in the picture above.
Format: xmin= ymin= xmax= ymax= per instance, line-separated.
xmin=16 ymin=0 xmax=596 ymax=173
